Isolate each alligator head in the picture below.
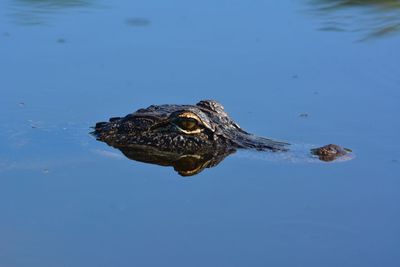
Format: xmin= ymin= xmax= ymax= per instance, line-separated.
xmin=93 ymin=100 xmax=289 ymax=154
xmin=92 ymin=100 xmax=351 ymax=175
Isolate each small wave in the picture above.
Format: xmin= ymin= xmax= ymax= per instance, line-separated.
xmin=234 ymin=143 xmax=354 ymax=163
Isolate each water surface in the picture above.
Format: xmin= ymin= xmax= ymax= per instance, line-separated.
xmin=1 ymin=0 xmax=399 ymax=266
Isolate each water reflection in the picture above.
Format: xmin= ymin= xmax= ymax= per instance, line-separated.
xmin=9 ymin=0 xmax=94 ymax=25
xmin=96 ymin=143 xmax=352 ymax=176
xmin=112 ymin=144 xmax=234 ymax=177
xmin=309 ymin=0 xmax=400 ymax=41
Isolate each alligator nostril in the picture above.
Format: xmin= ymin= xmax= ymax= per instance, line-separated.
xmin=95 ymin=122 xmax=108 ymax=129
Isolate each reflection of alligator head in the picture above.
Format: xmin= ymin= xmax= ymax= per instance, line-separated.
xmin=116 ymin=144 xmax=235 ymax=176
xmin=92 ymin=100 xmax=351 ymax=175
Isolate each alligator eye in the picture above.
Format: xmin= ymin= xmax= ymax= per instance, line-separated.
xmin=175 ymin=118 xmax=200 ymax=132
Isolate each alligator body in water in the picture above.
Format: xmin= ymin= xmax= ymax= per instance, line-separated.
xmin=93 ymin=100 xmax=352 ymax=176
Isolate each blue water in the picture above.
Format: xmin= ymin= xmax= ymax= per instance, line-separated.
xmin=1 ymin=0 xmax=400 ymax=266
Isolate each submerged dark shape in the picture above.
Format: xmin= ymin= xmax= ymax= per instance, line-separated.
xmin=92 ymin=100 xmax=350 ymax=176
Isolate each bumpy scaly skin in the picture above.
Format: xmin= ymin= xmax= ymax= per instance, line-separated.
xmin=93 ymin=100 xmax=289 ymax=154
xmin=93 ymin=100 xmax=350 ymax=161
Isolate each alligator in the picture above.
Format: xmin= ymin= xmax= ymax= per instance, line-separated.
xmin=92 ymin=100 xmax=352 ymax=176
